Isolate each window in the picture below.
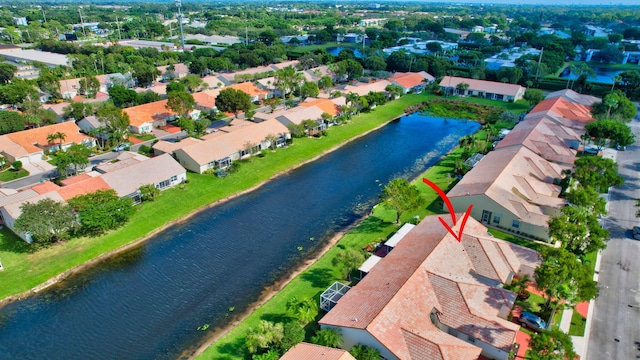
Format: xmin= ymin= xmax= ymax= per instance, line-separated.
xmin=493 ymin=214 xmax=501 ymax=224
xmin=170 ymin=175 xmax=177 ymax=182
xmin=512 ymin=220 xmax=520 ymax=229
xmin=156 ymin=180 xmax=171 ymax=189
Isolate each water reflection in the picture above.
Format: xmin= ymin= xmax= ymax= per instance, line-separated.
xmin=0 ymin=114 xmax=479 ymax=359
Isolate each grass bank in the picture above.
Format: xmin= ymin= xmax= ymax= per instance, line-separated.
xmin=197 ymin=106 xmax=530 ymax=359
xmin=0 ymin=93 xmax=450 ymax=303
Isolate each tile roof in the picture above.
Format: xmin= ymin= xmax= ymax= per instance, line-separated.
xmin=177 ymin=119 xmax=289 ymax=165
xmin=100 ymin=154 xmax=185 ymax=196
xmin=2 ymin=122 xmax=91 ymax=154
xmin=439 ymin=76 xmax=525 ymax=97
xmin=227 ymin=82 xmax=269 ymax=97
xmin=300 ymin=97 xmax=343 ymax=116
xmin=30 ymin=181 xmax=60 ymax=194
xmin=390 ymin=71 xmax=434 ymax=89
xmin=56 ymin=176 xmax=111 ymax=201
xmin=280 ymin=343 xmax=356 ymax=360
xmin=123 ymin=100 xmax=176 ymax=127
xmin=192 ymin=90 xmax=219 ymax=109
xmin=152 ymin=137 xmax=202 ymax=155
xmin=529 ymin=97 xmax=594 ymax=124
xmin=344 ymin=80 xmax=391 ymax=96
xmin=496 ymin=114 xmax=582 ymax=165
xmin=320 ymin=215 xmax=536 ymax=359
xmin=545 ymin=89 xmax=600 ymax=107
xmin=95 ymin=151 xmax=149 ymax=173
xmin=276 ymin=105 xmax=325 ymax=125
xmin=4 ymin=191 xmax=64 ymax=219
xmin=447 ymin=146 xmax=567 ymax=227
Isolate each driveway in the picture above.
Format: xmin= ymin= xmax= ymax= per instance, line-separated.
xmin=586 ymin=112 xmax=640 ymax=360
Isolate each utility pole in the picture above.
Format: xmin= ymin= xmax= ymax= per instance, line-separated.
xmin=116 ymin=16 xmax=121 ymax=41
xmin=78 ymin=7 xmax=87 ymax=39
xmin=175 ymin=0 xmax=185 ymax=52
xmin=535 ymin=47 xmax=544 ymax=82
xmin=245 ymin=22 xmax=248 ymax=45
xmin=42 ymin=8 xmax=47 ymax=23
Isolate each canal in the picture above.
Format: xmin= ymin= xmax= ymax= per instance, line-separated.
xmin=0 ymin=114 xmax=480 ymax=359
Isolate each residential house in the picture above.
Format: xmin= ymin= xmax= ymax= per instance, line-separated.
xmin=280 ymin=343 xmax=356 ymax=360
xmin=447 ymin=145 xmax=568 ymax=240
xmin=123 ymin=100 xmax=178 ymax=134
xmin=42 ymin=102 xmax=71 ymax=122
xmin=0 ymin=122 xmax=93 ymax=164
xmin=192 ymin=89 xmax=220 ymax=115
xmin=152 ymin=137 xmax=202 ymax=157
xmin=343 ymin=80 xmax=391 ymax=97
xmin=275 ymin=105 xmax=327 ymax=133
xmin=217 ymin=60 xmax=300 ymax=84
xmin=279 ymin=35 xmax=310 ymax=45
xmin=494 ymin=114 xmax=584 ymax=166
xmin=439 ymin=76 xmax=526 ymax=102
xmin=299 ymin=97 xmax=345 ymax=118
xmin=227 ymin=82 xmax=270 ymax=103
xmin=390 ymin=71 xmax=435 ymax=93
xmin=173 ymin=119 xmax=289 ymax=173
xmin=319 ymin=215 xmax=540 ymax=360
xmin=76 ymin=115 xmax=105 ymax=134
xmin=528 ymin=95 xmax=595 ymax=130
xmin=100 ymin=153 xmax=186 ymax=203
xmin=157 ymin=63 xmax=190 ymax=82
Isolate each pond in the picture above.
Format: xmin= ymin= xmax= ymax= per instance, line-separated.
xmin=326 ymin=47 xmax=364 ymax=58
xmin=0 ymin=114 xmax=480 ymax=359
xmin=558 ymin=66 xmax=624 ymax=84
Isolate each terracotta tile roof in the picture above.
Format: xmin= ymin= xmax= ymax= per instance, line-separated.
xmin=30 ymin=181 xmax=60 ymax=194
xmin=447 ymin=146 xmax=567 ymax=227
xmin=529 ymin=97 xmax=594 ymax=123
xmin=300 ymin=98 xmax=342 ymax=116
xmin=227 ymin=82 xmax=269 ymax=97
xmin=61 ymin=173 xmax=95 ymax=186
xmin=320 ymin=215 xmax=535 ymax=359
xmin=545 ymin=89 xmax=600 ymax=107
xmin=496 ymin=114 xmax=582 ymax=165
xmin=177 ymin=119 xmax=289 ymax=165
xmin=57 ymin=176 xmax=111 ymax=201
xmin=439 ymin=76 xmax=525 ymax=97
xmin=344 ymin=80 xmax=391 ymax=96
xmin=390 ymin=72 xmax=434 ymax=89
xmin=192 ymin=90 xmax=219 ymax=109
xmin=152 ymin=137 xmax=202 ymax=155
xmin=123 ymin=100 xmax=176 ymax=127
xmin=3 ymin=122 xmax=91 ymax=154
xmin=157 ymin=63 xmax=189 ymax=75
xmin=280 ymin=343 xmax=356 ymax=360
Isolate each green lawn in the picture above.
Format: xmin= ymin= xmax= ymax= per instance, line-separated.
xmin=568 ymin=308 xmax=587 ymax=336
xmin=0 ymin=168 xmax=29 ymax=182
xmin=0 ymin=93 xmax=444 ymax=301
xmin=0 ymin=92 xmax=526 ymax=359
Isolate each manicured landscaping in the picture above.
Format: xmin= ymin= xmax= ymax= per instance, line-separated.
xmin=0 ymin=168 xmax=29 ymax=181
xmin=0 ymin=92 xmax=467 ymax=301
xmin=569 ymin=308 xmax=587 ymax=336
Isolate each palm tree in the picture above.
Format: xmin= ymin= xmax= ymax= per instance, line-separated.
xmin=54 ymin=131 xmax=66 ymax=151
xmin=484 ymin=124 xmax=500 ymax=152
xmin=286 ymin=296 xmax=318 ymax=325
xmin=311 ymin=328 xmax=342 ymax=348
xmin=603 ymin=95 xmax=618 ymax=119
xmin=611 ymin=75 xmax=622 ymax=92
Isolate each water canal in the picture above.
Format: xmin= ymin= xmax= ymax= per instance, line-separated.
xmin=0 ymin=114 xmax=480 ymax=359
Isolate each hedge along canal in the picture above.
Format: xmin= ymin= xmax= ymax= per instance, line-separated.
xmin=0 ymin=113 xmax=480 ymax=359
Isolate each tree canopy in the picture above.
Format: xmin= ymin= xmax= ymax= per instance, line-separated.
xmin=215 ymin=88 xmax=251 ymax=118
xmin=381 ymin=178 xmax=423 ymax=223
xmin=585 ymin=119 xmax=635 ymax=149
xmin=14 ymin=199 xmax=77 ymax=245
xmin=573 ymin=156 xmax=624 ymax=193
xmin=529 ymin=328 xmax=578 ymax=360
xmin=68 ymin=190 xmax=136 ymax=234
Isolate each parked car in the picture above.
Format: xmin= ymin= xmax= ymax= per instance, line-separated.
xmin=633 ymin=226 xmax=640 ymax=240
xmin=520 ymin=312 xmax=547 ymax=332
xmin=583 ymin=146 xmax=599 ymax=155
xmin=616 ymin=144 xmax=627 ymax=151
xmin=112 ymin=143 xmax=130 ymax=152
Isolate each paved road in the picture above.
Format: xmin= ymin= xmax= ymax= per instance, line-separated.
xmin=587 ymin=112 xmax=640 ymax=360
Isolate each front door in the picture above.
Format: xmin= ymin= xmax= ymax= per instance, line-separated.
xmin=481 ymin=210 xmax=491 ymax=223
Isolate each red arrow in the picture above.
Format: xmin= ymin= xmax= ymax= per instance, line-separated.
xmin=422 ymin=178 xmax=473 ymax=242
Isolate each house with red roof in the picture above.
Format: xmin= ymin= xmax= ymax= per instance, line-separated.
xmin=280 ymin=343 xmax=356 ymax=360
xmin=227 ymin=82 xmax=270 ymax=103
xmin=389 ymin=71 xmax=435 ymax=94
xmin=0 ymin=122 xmax=94 ymax=164
xmin=123 ymin=100 xmax=178 ymax=134
xmin=319 ymin=215 xmax=540 ymax=360
xmin=439 ymin=76 xmax=526 ymax=102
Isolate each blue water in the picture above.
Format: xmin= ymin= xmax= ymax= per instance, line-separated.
xmin=326 ymin=47 xmax=364 ymax=58
xmin=559 ymin=66 xmax=624 ymax=84
xmin=0 ymin=114 xmax=479 ymax=359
